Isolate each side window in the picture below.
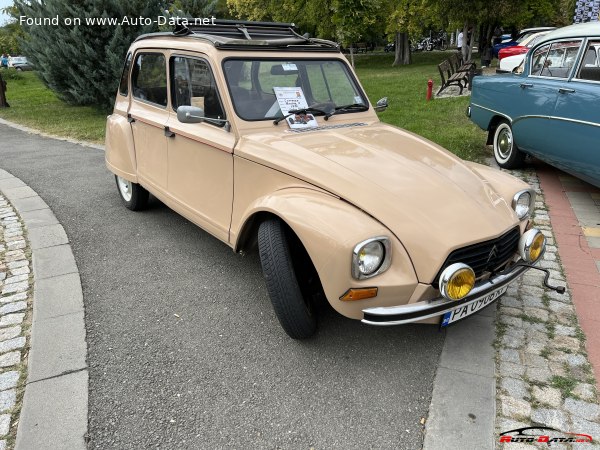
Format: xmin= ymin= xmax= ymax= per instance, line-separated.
xmin=539 ymin=41 xmax=582 ymax=78
xmin=119 ymin=53 xmax=132 ymax=96
xmin=171 ymin=56 xmax=225 ymax=122
xmin=530 ymin=44 xmax=550 ymax=76
xmin=132 ymin=53 xmax=167 ymax=107
xmin=577 ymin=42 xmax=600 ymax=82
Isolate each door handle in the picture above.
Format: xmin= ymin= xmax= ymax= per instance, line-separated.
xmin=558 ymin=88 xmax=575 ymax=94
xmin=164 ymin=127 xmax=175 ymax=138
xmin=127 ymin=114 xmax=135 ymax=123
xmin=520 ymin=83 xmax=533 ymax=89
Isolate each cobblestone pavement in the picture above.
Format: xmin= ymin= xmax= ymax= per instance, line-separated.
xmin=0 ymin=194 xmax=31 ymax=450
xmin=495 ymin=168 xmax=600 ymax=447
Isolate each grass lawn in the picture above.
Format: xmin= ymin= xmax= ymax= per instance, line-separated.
xmin=355 ymin=51 xmax=488 ymax=161
xmin=0 ymin=52 xmax=489 ymax=159
xmin=0 ymin=70 xmax=106 ymax=143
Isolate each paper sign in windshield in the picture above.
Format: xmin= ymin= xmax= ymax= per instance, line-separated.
xmin=273 ymin=87 xmax=318 ymax=129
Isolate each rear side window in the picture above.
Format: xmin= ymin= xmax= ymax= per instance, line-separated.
xmin=530 ymin=44 xmax=550 ymax=76
xmin=132 ymin=53 xmax=168 ymax=107
xmin=531 ymin=40 xmax=582 ymax=78
xmin=119 ymin=53 xmax=132 ymax=96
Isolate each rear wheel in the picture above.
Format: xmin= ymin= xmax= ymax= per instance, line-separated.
xmin=115 ymin=175 xmax=149 ymax=211
xmin=493 ymin=121 xmax=525 ymax=169
xmin=258 ymin=218 xmax=318 ymax=339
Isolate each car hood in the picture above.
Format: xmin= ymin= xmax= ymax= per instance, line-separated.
xmin=236 ymin=122 xmax=519 ymax=282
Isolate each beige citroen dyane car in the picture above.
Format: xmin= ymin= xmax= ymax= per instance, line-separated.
xmin=106 ymin=20 xmax=559 ymax=339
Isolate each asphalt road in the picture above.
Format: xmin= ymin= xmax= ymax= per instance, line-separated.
xmin=0 ymin=124 xmax=445 ymax=449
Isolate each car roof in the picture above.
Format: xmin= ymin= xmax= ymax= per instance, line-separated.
xmin=135 ymin=19 xmax=340 ymax=53
xmin=520 ymin=31 xmax=550 ymax=47
xmin=537 ymin=22 xmax=600 ymax=45
xmin=520 ymin=27 xmax=555 ymax=34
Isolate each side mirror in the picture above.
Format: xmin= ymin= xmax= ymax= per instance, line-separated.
xmin=177 ymin=105 xmax=205 ymax=124
xmin=374 ymin=97 xmax=388 ymax=112
xmin=176 ymin=105 xmax=231 ymax=132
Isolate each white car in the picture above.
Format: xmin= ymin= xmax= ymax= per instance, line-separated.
xmin=499 ymin=32 xmax=550 ymax=72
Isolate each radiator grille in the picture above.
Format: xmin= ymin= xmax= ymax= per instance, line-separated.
xmin=434 ymin=227 xmax=520 ymax=284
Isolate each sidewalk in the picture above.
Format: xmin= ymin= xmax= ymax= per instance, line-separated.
xmin=535 ymin=164 xmax=600 ymax=385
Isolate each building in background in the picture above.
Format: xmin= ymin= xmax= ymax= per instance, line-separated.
xmin=574 ymin=0 xmax=600 ymax=23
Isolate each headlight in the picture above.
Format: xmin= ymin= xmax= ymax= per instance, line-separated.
xmin=512 ymin=189 xmax=535 ymax=220
xmin=351 ymin=237 xmax=392 ymax=280
xmin=439 ymin=263 xmax=476 ymax=300
xmin=519 ymin=228 xmax=546 ymax=263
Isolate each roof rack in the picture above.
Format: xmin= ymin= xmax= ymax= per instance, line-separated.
xmin=134 ymin=19 xmax=340 ymax=52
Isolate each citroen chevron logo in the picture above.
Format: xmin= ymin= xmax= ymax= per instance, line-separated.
xmin=487 ymin=245 xmax=499 ymax=266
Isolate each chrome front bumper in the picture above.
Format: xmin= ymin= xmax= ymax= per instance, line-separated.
xmin=361 ymin=262 xmax=532 ymax=326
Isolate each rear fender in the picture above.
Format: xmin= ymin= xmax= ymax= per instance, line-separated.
xmin=105 ymin=113 xmax=138 ymax=182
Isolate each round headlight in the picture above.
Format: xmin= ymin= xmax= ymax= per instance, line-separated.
xmin=439 ymin=263 xmax=476 ymax=301
xmin=519 ymin=229 xmax=546 ymax=263
xmin=513 ymin=190 xmax=534 ymax=220
xmin=357 ymin=241 xmax=384 ymax=275
xmin=351 ymin=237 xmax=391 ymax=280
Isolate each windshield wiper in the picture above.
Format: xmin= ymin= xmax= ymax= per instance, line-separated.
xmin=324 ymin=103 xmax=369 ymax=121
xmin=273 ymin=107 xmax=328 ymax=125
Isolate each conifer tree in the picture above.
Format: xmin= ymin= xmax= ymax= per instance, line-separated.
xmin=15 ymin=0 xmax=164 ymax=111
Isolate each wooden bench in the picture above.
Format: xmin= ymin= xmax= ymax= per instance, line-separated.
xmin=451 ymin=52 xmax=475 ymax=74
xmin=355 ymin=42 xmax=368 ymax=53
xmin=437 ymin=60 xmax=469 ymax=95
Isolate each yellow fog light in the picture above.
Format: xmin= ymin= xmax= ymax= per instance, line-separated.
xmin=519 ymin=229 xmax=546 ymax=263
xmin=439 ymin=263 xmax=476 ymax=301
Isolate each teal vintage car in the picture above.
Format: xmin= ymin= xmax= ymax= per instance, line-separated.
xmin=469 ymin=22 xmax=600 ymax=188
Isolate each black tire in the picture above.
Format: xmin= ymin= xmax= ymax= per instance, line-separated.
xmin=258 ymin=219 xmax=317 ymax=339
xmin=115 ymin=175 xmax=149 ymax=211
xmin=440 ymin=41 xmax=448 ymax=51
xmin=492 ymin=121 xmax=525 ymax=169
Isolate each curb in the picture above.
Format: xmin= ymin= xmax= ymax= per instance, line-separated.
xmin=0 ymin=118 xmax=103 ymax=151
xmin=423 ymin=307 xmax=497 ymax=449
xmin=0 ymin=168 xmax=88 ymax=450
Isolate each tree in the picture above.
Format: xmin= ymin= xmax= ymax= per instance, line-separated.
xmin=14 ymin=0 xmax=167 ymax=111
xmin=14 ymin=1 xmax=225 ymax=111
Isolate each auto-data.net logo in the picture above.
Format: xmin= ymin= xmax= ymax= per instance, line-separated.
xmin=499 ymin=426 xmax=593 ymax=445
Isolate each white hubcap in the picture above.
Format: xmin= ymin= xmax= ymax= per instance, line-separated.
xmin=117 ymin=177 xmax=133 ymax=202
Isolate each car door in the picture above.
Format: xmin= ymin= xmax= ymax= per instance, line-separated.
xmin=165 ymin=54 xmax=235 ymax=242
xmin=550 ymin=39 xmax=600 ymax=185
xmin=128 ymin=51 xmax=169 ymax=191
xmin=515 ymin=40 xmax=584 ymax=163
xmin=510 ymin=42 xmax=562 ymax=153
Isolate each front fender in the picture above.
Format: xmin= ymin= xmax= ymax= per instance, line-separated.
xmin=105 ymin=113 xmax=138 ymax=182
xmin=235 ymin=188 xmax=419 ymax=320
xmin=465 ymin=161 xmax=531 ymax=229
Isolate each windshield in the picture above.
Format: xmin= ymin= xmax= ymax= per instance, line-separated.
xmin=222 ymin=59 xmax=368 ymax=121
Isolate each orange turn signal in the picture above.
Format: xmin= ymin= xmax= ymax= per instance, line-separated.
xmin=339 ymin=287 xmax=378 ymax=301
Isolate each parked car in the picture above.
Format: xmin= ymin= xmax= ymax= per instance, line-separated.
xmin=493 ymin=27 xmax=555 ymax=57
xmin=106 ymin=20 xmax=553 ymax=338
xmin=8 ymin=56 xmax=32 ymax=71
xmin=469 ymin=22 xmax=600 ymax=188
xmin=499 ymin=31 xmax=551 ymax=72
xmin=384 ymin=42 xmax=395 ymax=52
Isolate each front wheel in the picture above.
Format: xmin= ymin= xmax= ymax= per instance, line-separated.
xmin=258 ymin=219 xmax=317 ymax=339
xmin=115 ymin=175 xmax=149 ymax=211
xmin=439 ymin=41 xmax=448 ymax=51
xmin=493 ymin=121 xmax=525 ymax=169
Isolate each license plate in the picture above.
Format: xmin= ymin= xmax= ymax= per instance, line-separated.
xmin=441 ymin=285 xmax=508 ymax=327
